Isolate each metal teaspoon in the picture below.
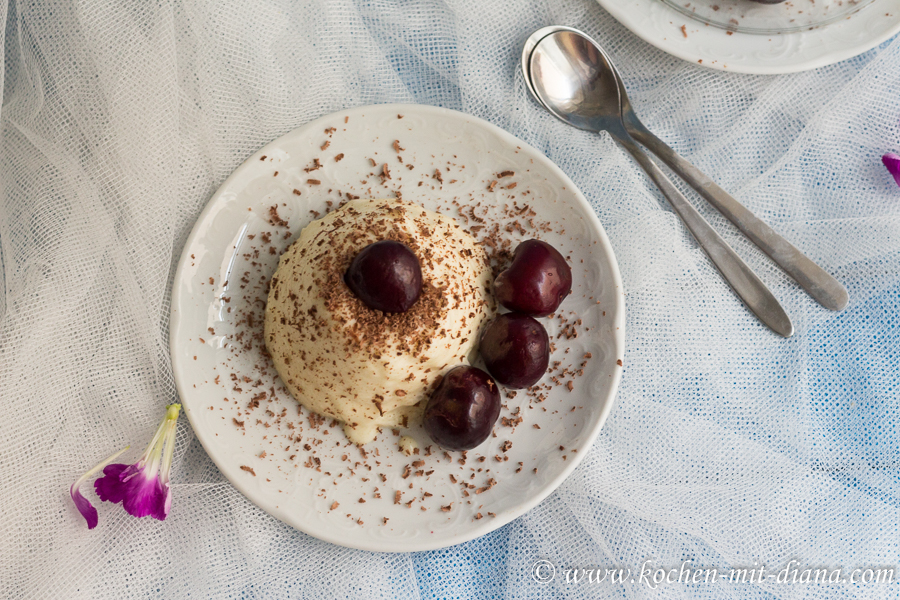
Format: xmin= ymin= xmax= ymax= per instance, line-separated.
xmin=522 ymin=26 xmax=848 ymax=312
xmin=529 ymin=29 xmax=794 ymax=336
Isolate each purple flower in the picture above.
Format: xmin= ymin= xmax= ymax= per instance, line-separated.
xmin=884 ymin=153 xmax=900 ymax=188
xmin=70 ymin=403 xmax=181 ymax=528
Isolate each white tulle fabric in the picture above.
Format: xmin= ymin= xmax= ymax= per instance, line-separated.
xmin=1 ymin=1 xmax=899 ymax=598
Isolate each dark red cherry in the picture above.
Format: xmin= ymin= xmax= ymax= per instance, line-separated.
xmin=480 ymin=313 xmax=550 ymax=389
xmin=423 ymin=366 xmax=501 ymax=451
xmin=494 ymin=240 xmax=572 ymax=317
xmin=344 ymin=240 xmax=422 ymax=313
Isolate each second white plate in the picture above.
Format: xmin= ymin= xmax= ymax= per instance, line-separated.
xmin=598 ymin=0 xmax=900 ymax=74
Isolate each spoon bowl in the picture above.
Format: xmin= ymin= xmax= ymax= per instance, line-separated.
xmin=529 ymin=31 xmax=621 ymax=133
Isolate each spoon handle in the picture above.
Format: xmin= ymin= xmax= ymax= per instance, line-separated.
xmin=628 ymin=126 xmax=849 ymax=312
xmin=612 ymin=130 xmax=794 ymax=337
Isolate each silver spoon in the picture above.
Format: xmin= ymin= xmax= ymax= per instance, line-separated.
xmin=523 ymin=26 xmax=848 ymax=313
xmin=530 ymin=29 xmax=794 ymax=337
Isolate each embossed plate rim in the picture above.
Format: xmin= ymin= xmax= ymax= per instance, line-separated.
xmin=598 ymin=0 xmax=900 ymax=74
xmin=170 ymin=103 xmax=625 ymax=552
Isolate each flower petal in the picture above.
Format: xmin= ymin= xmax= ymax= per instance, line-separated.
xmin=70 ymin=485 xmax=99 ymax=530
xmin=161 ymin=485 xmax=172 ymax=519
xmin=884 ymin=153 xmax=900 ymax=187
xmin=93 ymin=463 xmax=130 ymax=504
xmin=119 ymin=470 xmax=169 ymax=520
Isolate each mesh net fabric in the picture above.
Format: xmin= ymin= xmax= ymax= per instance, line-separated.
xmin=1 ymin=0 xmax=899 ymax=598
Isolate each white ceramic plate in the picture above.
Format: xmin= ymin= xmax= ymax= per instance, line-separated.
xmin=598 ymin=0 xmax=900 ymax=74
xmin=659 ymin=0 xmax=879 ymax=34
xmin=170 ymin=104 xmax=625 ymax=552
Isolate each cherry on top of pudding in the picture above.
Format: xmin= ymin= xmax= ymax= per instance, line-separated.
xmin=344 ymin=240 xmax=423 ymax=314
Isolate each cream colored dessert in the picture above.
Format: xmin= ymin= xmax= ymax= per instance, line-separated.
xmin=264 ymin=198 xmax=494 ymax=444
